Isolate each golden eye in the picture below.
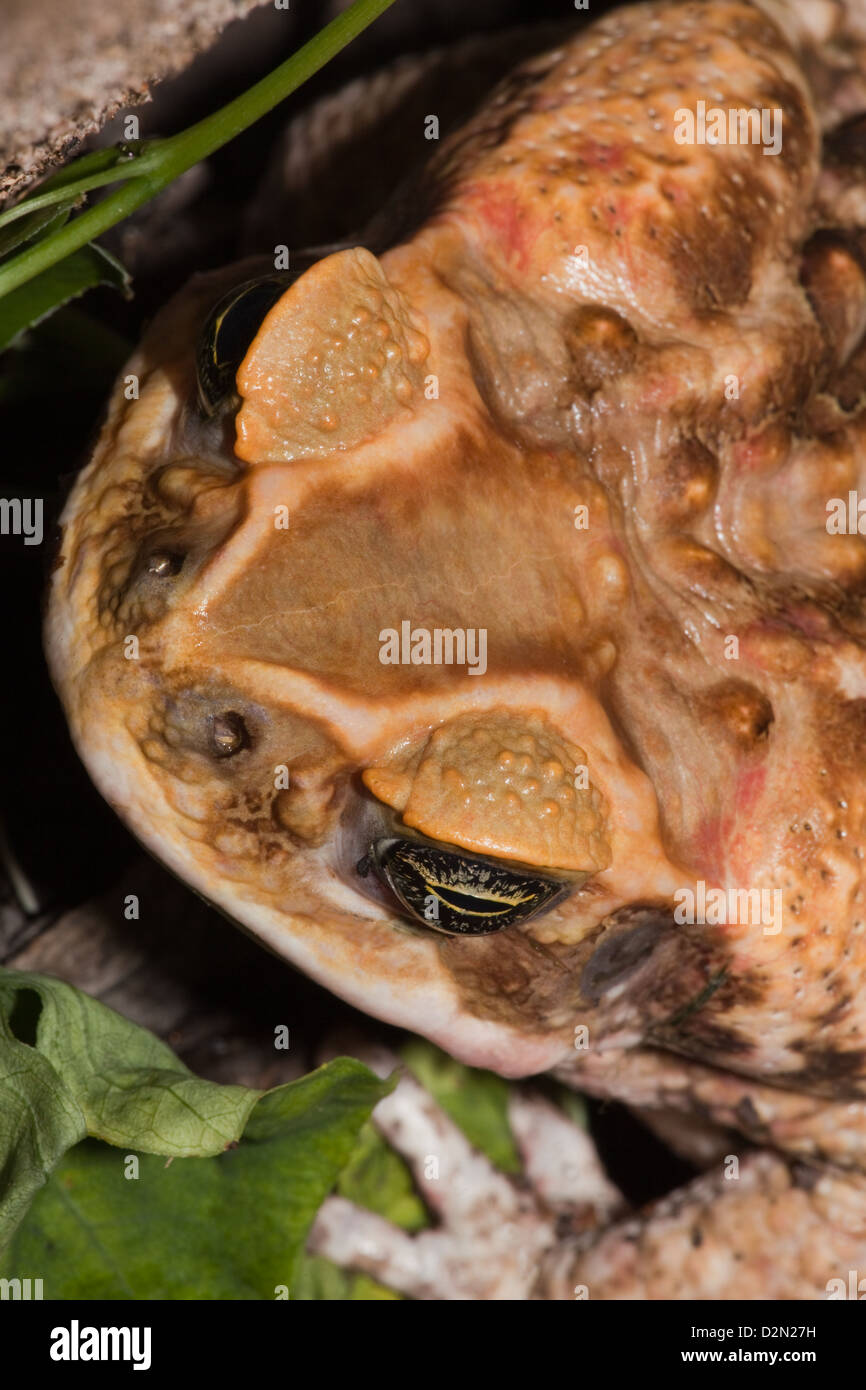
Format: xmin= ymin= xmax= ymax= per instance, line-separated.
xmin=196 ymin=276 xmax=290 ymax=416
xmin=369 ymin=838 xmax=568 ymax=936
xmin=425 ymin=880 xmax=536 ymax=916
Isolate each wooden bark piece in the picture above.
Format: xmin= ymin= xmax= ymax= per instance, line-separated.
xmin=0 ymin=0 xmax=270 ymax=200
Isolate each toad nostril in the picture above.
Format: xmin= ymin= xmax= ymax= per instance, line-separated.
xmin=209 ymin=712 xmax=248 ymax=757
xmin=709 ymin=681 xmax=774 ymax=747
xmin=145 ymin=551 xmax=184 ymax=578
xmin=580 ymin=909 xmax=669 ymax=1004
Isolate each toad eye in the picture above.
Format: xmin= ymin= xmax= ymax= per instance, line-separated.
xmin=196 ymin=276 xmax=290 ymax=417
xmin=368 ymin=837 xmax=570 ymax=936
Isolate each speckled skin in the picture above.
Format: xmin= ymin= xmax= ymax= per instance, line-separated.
xmin=45 ymin=0 xmax=866 ymax=1295
xmin=550 ymin=1152 xmax=866 ymax=1300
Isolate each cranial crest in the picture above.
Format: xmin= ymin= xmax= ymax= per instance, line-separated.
xmin=363 ymin=711 xmax=611 ymax=874
xmin=235 ymin=246 xmax=430 ymax=463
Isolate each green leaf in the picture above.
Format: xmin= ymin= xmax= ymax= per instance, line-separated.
xmin=0 ymin=1060 xmax=390 ymax=1299
xmin=0 ymin=970 xmax=260 ymax=1159
xmin=0 ymin=243 xmax=130 ymax=352
xmin=337 ymin=1120 xmax=429 ymax=1232
xmin=293 ymin=1119 xmax=429 ymax=1300
xmin=0 ymin=204 xmax=73 ymax=261
xmin=0 ymin=970 xmax=391 ymax=1291
xmin=402 ymin=1038 xmax=522 ymax=1173
xmin=0 ymin=1030 xmax=86 ymax=1243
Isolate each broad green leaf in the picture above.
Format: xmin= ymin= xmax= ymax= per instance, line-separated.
xmin=0 ymin=1031 xmax=86 ymax=1242
xmin=0 ymin=243 xmax=130 ymax=351
xmin=402 ymin=1038 xmax=521 ymax=1173
xmin=337 ymin=1120 xmax=428 ymax=1232
xmin=0 ymin=970 xmax=260 ymax=1159
xmin=0 ymin=1060 xmax=391 ymax=1299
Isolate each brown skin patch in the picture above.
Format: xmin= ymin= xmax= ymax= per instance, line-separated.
xmin=439 ymin=928 xmax=589 ymax=1034
xmin=790 ymin=1162 xmax=822 ymax=1192
xmin=735 ymin=1095 xmax=768 ymax=1137
xmin=816 ymin=992 xmax=854 ymax=1029
xmin=580 ymin=909 xmax=665 ymax=1004
xmin=564 ymin=306 xmax=638 ymax=394
xmin=444 ymin=903 xmax=744 ymax=1049
xmin=782 ymin=1045 xmax=866 ymax=1096
xmin=205 ymin=431 xmax=609 ymax=698
xmin=814 ymin=698 xmax=866 ymax=766
xmin=662 ymin=1018 xmax=755 ymax=1060
xmin=701 ymin=681 xmax=774 ymax=749
xmin=660 ymin=177 xmax=755 ymax=313
xmin=636 ymin=949 xmax=755 ymax=1058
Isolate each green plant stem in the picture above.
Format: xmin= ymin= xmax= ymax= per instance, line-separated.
xmin=0 ymin=155 xmax=164 ymax=229
xmin=0 ymin=0 xmax=397 ymax=301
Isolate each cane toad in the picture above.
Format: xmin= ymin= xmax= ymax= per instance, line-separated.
xmin=45 ymin=0 xmax=866 ymax=1296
